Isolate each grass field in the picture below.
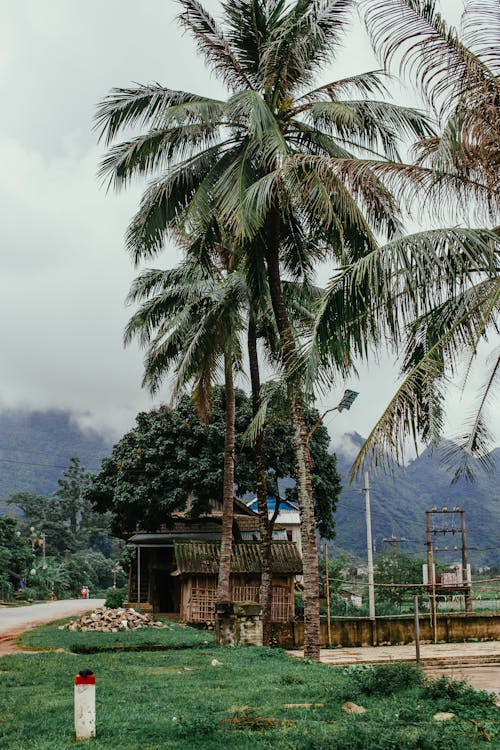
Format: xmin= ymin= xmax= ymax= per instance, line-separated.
xmin=0 ymin=621 xmax=498 ymax=749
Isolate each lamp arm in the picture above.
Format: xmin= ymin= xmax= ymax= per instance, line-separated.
xmin=306 ymin=406 xmax=339 ymax=444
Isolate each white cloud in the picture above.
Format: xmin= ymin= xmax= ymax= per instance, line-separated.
xmin=0 ymin=0 xmax=496 ymax=447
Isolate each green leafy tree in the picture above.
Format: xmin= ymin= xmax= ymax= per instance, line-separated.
xmin=374 ymin=552 xmax=426 ymax=609
xmin=0 ymin=517 xmax=32 ymax=599
xmin=85 ymin=388 xmax=341 ymax=539
xmin=9 ymin=459 xmax=112 ymax=554
xmin=96 ymin=0 xmax=432 ymax=656
xmin=7 ymin=491 xmax=74 ymax=555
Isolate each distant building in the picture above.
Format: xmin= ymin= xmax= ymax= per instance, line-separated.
xmin=244 ymin=496 xmax=302 ymax=556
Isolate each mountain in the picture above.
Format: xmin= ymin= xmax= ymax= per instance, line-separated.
xmin=0 ymin=408 xmax=112 ymax=500
xmin=334 ymin=433 xmax=500 ymax=567
xmin=1 ymin=409 xmax=498 ymax=567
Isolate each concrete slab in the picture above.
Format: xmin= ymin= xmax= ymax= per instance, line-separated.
xmin=287 ymin=641 xmax=500 ymax=694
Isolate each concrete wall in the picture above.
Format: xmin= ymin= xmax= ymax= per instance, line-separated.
xmin=272 ymin=613 xmax=500 ymax=648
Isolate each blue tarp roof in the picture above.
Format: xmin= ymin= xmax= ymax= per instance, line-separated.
xmin=247 ymin=496 xmax=298 ymax=512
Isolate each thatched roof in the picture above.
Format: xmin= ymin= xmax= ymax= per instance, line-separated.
xmin=174 ymin=541 xmax=302 ymax=575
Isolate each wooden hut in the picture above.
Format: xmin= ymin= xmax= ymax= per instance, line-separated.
xmin=173 ymin=540 xmax=302 ymax=623
xmin=125 ymin=498 xmax=301 ymax=622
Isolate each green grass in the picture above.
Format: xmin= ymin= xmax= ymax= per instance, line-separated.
xmin=19 ymin=618 xmax=213 ymax=652
xmin=0 ymin=623 xmax=498 ymax=749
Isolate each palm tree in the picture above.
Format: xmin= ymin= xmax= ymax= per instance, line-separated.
xmin=314 ymin=227 xmax=498 ymax=481
xmin=312 ymin=1 xmax=499 ymax=479
xmin=363 ymin=0 xmax=499 ymax=214
xmin=125 ymin=257 xmax=245 ymax=605
xmin=96 ymin=0 xmax=437 ymax=659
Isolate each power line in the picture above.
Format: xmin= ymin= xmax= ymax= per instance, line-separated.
xmin=0 ymin=457 xmax=102 ymax=472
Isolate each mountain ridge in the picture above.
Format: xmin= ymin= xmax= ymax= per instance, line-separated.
xmin=334 ymin=433 xmax=499 ymax=567
xmin=0 ymin=410 xmax=497 ymax=565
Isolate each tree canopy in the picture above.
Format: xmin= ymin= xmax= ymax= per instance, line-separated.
xmin=86 ymin=387 xmax=341 ymax=539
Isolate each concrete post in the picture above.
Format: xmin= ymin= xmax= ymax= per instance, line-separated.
xmin=74 ymin=670 xmax=95 ymax=741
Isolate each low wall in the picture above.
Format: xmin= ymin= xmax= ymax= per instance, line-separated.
xmin=272 ymin=613 xmax=500 ymax=648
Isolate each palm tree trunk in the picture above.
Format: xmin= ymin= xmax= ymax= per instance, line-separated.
xmin=247 ymin=317 xmax=273 ymax=646
xmin=217 ymin=355 xmax=235 ymax=604
xmin=265 ymin=212 xmax=321 ymax=661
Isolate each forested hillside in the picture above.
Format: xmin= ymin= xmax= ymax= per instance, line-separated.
xmin=1 ymin=410 xmax=498 ymax=566
xmin=334 ymin=433 xmax=500 ymax=567
xmin=0 ymin=409 xmax=111 ymax=499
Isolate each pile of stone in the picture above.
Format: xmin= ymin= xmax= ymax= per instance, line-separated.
xmin=60 ymin=607 xmax=164 ymax=633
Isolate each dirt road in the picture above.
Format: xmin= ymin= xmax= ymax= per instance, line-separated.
xmin=0 ymin=599 xmax=105 ymax=655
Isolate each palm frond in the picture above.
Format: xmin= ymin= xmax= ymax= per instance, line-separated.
xmin=462 ymin=0 xmax=500 ymax=74
xmin=177 ymin=0 xmax=254 ymax=91
xmin=362 ymin=0 xmax=499 ymax=115
xmin=295 ymin=70 xmax=391 ymax=105
xmin=95 ymin=85 xmax=223 ymax=145
xmin=125 ymin=143 xmax=234 ymax=263
xmin=301 ymin=99 xmax=435 ymax=161
xmin=316 ymin=228 xmax=498 ymax=361
xmin=348 ymin=282 xmax=499 ymax=480
xmin=442 ymin=349 xmax=499 ymax=483
xmin=262 ymin=0 xmax=354 ymax=100
xmin=98 ymin=124 xmax=222 ymax=191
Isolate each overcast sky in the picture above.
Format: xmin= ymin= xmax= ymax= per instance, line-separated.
xmin=2 ymin=0 xmax=493 ymax=454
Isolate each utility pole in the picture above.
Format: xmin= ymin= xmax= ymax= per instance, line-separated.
xmin=382 ymin=535 xmax=408 ymax=552
xmin=426 ymin=513 xmax=438 ymax=643
xmin=324 ymin=543 xmax=332 ymax=647
xmin=460 ymin=511 xmax=472 ymax=612
xmin=426 ymin=507 xmax=472 ymax=641
xmin=364 ymin=472 xmax=376 ymax=621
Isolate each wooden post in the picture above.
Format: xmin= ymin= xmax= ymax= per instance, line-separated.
xmin=74 ymin=670 xmax=95 ymax=741
xmin=137 ymin=545 xmax=141 ymax=610
xmin=413 ymin=595 xmax=421 ymax=666
xmin=364 ymin=472 xmax=375 ymax=622
xmin=429 ymin=545 xmax=438 ymax=643
xmin=324 ymin=544 xmax=332 ymax=647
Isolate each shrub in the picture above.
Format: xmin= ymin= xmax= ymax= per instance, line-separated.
xmin=345 ymin=662 xmax=424 ymax=697
xmin=421 ymin=675 xmax=495 ymax=709
xmin=294 ymin=593 xmax=304 ymax=617
xmin=104 ymin=586 xmax=126 ymax=608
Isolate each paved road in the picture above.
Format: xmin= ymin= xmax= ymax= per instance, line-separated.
xmin=0 ymin=599 xmax=105 ymax=634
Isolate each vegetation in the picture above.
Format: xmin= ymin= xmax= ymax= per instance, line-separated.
xmin=0 ymin=459 xmax=124 ymax=602
xmin=1 ymin=626 xmax=497 ymax=749
xmin=0 ymin=517 xmax=32 ymax=600
xmin=315 ymin=0 xmax=499 ymax=481
xmin=19 ymin=618 xmax=212 ymax=653
xmin=374 ymin=552 xmax=426 ymax=609
xmin=95 ymin=0 xmax=441 ymax=658
xmin=85 ymin=388 xmax=341 ymax=539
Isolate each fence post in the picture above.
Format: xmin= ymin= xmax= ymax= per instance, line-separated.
xmin=413 ymin=595 xmax=421 ymax=666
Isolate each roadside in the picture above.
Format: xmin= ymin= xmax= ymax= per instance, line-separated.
xmin=0 ymin=598 xmax=105 ymax=655
xmin=288 ymin=642 xmax=500 ymax=695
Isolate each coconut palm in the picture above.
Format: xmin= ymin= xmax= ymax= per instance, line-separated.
xmin=96 ymin=0 xmax=440 ymax=659
xmin=311 ymin=0 xmax=499 ymax=479
xmin=314 ymin=226 xmax=499 ymax=480
xmin=125 ymin=257 xmax=246 ymax=604
xmin=363 ymin=0 xmax=499 ymax=216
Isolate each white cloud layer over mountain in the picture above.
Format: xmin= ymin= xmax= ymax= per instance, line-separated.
xmin=1 ymin=0 xmax=492 ymax=451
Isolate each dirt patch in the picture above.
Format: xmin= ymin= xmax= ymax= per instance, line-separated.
xmin=0 ymin=629 xmax=28 ymax=656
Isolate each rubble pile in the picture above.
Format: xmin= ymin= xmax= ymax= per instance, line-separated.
xmin=60 ymin=607 xmax=164 ymax=633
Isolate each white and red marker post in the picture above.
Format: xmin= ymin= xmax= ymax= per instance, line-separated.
xmin=74 ymin=670 xmax=96 ymax=740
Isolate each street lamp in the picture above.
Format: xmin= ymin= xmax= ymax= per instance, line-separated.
xmin=307 ymin=389 xmax=359 ymax=443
